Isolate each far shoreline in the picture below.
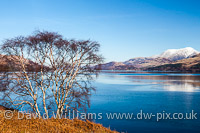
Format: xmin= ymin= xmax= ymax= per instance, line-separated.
xmin=98 ymin=70 xmax=200 ymax=74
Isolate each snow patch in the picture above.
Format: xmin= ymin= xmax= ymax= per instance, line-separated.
xmin=152 ymin=47 xmax=199 ymax=61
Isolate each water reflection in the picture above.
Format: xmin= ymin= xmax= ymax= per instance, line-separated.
xmin=163 ymin=82 xmax=198 ymax=92
xmin=98 ymin=73 xmax=200 ymax=92
xmin=129 ymin=75 xmax=200 ymax=92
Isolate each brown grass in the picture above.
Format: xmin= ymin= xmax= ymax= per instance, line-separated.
xmin=174 ymin=54 xmax=200 ymax=67
xmin=0 ymin=111 xmax=118 ymax=133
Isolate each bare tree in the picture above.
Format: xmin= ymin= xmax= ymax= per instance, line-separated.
xmin=0 ymin=31 xmax=103 ymax=118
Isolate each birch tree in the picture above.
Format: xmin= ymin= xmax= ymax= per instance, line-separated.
xmin=0 ymin=31 xmax=103 ymax=118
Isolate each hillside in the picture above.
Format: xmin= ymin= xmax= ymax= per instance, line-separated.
xmin=146 ymin=54 xmax=200 ymax=72
xmin=97 ymin=61 xmax=137 ymax=70
xmin=0 ymin=55 xmax=47 ymax=72
xmin=123 ymin=57 xmax=172 ymax=68
xmin=99 ymin=57 xmax=172 ymax=70
xmin=152 ymin=47 xmax=199 ymax=61
xmin=99 ymin=47 xmax=199 ymax=70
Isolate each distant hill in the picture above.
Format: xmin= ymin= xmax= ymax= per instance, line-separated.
xmin=123 ymin=57 xmax=172 ymax=68
xmin=97 ymin=61 xmax=137 ymax=70
xmin=146 ymin=54 xmax=200 ymax=72
xmin=152 ymin=47 xmax=199 ymax=61
xmin=0 ymin=54 xmax=46 ymax=72
xmin=99 ymin=47 xmax=199 ymax=71
xmin=98 ymin=57 xmax=171 ymax=70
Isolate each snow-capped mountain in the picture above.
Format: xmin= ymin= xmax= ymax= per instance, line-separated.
xmin=98 ymin=47 xmax=199 ymax=70
xmin=152 ymin=47 xmax=199 ymax=61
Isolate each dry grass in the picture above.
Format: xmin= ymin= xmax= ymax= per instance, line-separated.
xmin=174 ymin=54 xmax=200 ymax=67
xmin=0 ymin=111 xmax=118 ymax=133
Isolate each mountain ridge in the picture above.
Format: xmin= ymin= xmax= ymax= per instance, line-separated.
xmin=99 ymin=47 xmax=199 ymax=70
xmin=152 ymin=47 xmax=199 ymax=61
xmin=146 ymin=54 xmax=200 ymax=72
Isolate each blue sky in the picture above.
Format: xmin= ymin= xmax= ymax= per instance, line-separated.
xmin=0 ymin=0 xmax=200 ymax=62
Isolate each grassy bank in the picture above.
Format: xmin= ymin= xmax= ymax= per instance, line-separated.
xmin=0 ymin=110 xmax=117 ymax=133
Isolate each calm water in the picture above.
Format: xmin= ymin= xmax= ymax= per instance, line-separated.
xmin=88 ymin=72 xmax=200 ymax=133
xmin=2 ymin=72 xmax=200 ymax=132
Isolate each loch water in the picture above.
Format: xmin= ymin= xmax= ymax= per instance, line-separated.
xmin=89 ymin=72 xmax=200 ymax=133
